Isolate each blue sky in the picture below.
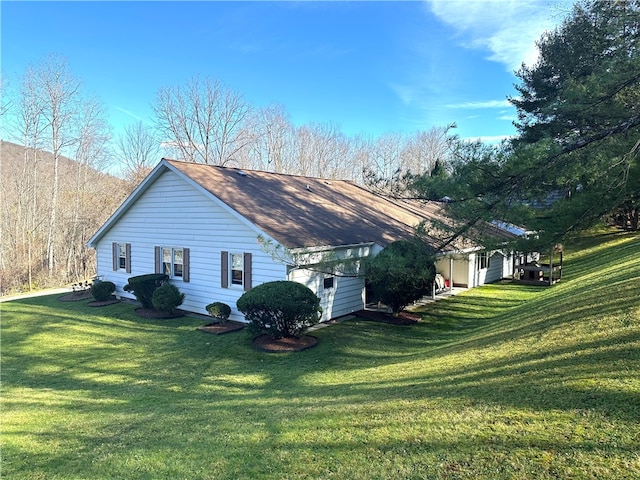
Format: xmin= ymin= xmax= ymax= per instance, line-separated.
xmin=1 ymin=1 xmax=569 ymax=142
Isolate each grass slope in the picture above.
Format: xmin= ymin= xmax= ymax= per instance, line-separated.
xmin=2 ymin=230 xmax=639 ymax=479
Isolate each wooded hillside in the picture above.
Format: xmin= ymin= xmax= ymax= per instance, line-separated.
xmin=0 ymin=140 xmax=129 ymax=294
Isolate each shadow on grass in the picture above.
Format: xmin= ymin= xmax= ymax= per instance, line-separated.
xmin=2 ymin=230 xmax=639 ymax=478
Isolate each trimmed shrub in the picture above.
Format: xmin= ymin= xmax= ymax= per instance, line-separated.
xmin=236 ymin=281 xmax=322 ymax=338
xmin=124 ymin=273 xmax=168 ymax=308
xmin=90 ymin=280 xmax=116 ymax=302
xmin=206 ymin=302 xmax=232 ymax=324
xmin=365 ymin=239 xmax=435 ymax=314
xmin=151 ymin=283 xmax=185 ymax=313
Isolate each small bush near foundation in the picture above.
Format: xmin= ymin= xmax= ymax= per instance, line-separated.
xmin=206 ymin=302 xmax=232 ymax=323
xmin=124 ymin=273 xmax=169 ymax=308
xmin=236 ymin=281 xmax=322 ymax=338
xmin=91 ymin=281 xmax=116 ymax=302
xmin=151 ymin=283 xmax=185 ymax=313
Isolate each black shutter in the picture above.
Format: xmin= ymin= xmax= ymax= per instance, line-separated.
xmin=221 ymin=251 xmax=228 ymax=288
xmin=183 ymin=248 xmax=190 ymax=282
xmin=243 ymin=252 xmax=252 ymax=291
xmin=112 ymin=243 xmax=118 ymax=271
xmin=125 ymin=243 xmax=132 ymax=273
xmin=155 ymin=247 xmax=162 ymax=274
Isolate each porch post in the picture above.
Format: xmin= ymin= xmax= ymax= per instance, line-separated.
xmin=449 ymin=256 xmax=453 ymax=291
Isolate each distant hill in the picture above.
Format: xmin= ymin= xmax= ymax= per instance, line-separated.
xmin=1 ymin=140 xmax=112 ymax=175
xmin=0 ymin=140 xmax=130 ymax=294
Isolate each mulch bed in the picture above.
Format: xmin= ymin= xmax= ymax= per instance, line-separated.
xmin=356 ymin=309 xmax=420 ymax=325
xmin=198 ymin=321 xmax=245 ymax=335
xmin=134 ymin=308 xmax=185 ymax=319
xmin=87 ymin=299 xmax=121 ymax=307
xmin=252 ymin=334 xmax=319 ymax=353
xmin=58 ymin=291 xmax=93 ymax=302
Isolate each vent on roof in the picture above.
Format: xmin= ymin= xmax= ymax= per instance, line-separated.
xmin=306 ymin=184 xmax=311 ymax=191
xmin=237 ymin=170 xmax=248 ymax=177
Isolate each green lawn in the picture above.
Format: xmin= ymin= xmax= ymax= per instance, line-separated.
xmin=2 ymin=229 xmax=639 ymax=479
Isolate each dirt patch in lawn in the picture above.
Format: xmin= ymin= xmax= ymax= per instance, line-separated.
xmin=134 ymin=308 xmax=185 ymax=319
xmin=252 ymin=334 xmax=318 ymax=353
xmin=356 ymin=309 xmax=420 ymax=325
xmin=58 ymin=291 xmax=93 ymax=302
xmin=198 ymin=321 xmax=245 ymax=335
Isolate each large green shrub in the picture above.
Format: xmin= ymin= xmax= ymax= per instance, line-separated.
xmin=90 ymin=280 xmax=116 ymax=302
xmin=206 ymin=302 xmax=232 ymax=324
xmin=151 ymin=283 xmax=185 ymax=313
xmin=123 ymin=273 xmax=168 ymax=308
xmin=236 ymin=281 xmax=322 ymax=338
xmin=365 ymin=239 xmax=435 ymax=314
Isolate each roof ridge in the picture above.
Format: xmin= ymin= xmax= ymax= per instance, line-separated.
xmin=163 ymin=158 xmax=353 ymax=183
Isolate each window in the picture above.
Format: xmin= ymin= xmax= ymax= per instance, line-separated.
xmin=155 ymin=246 xmax=190 ymax=281
xmin=162 ymin=247 xmax=183 ymax=278
xmin=477 ymin=252 xmax=489 ymax=270
xmin=221 ymin=251 xmax=252 ymax=291
xmin=323 ymin=276 xmax=335 ymax=289
xmin=112 ymin=242 xmax=131 ymax=273
xmin=118 ymin=244 xmax=127 ymax=269
xmin=231 ymin=253 xmax=244 ymax=285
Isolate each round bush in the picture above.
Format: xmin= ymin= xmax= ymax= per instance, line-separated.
xmin=151 ymin=283 xmax=185 ymax=313
xmin=206 ymin=302 xmax=232 ymax=323
xmin=124 ymin=273 xmax=168 ymax=308
xmin=236 ymin=281 xmax=322 ymax=338
xmin=91 ymin=280 xmax=116 ymax=302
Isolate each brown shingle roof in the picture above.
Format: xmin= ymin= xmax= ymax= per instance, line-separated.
xmin=166 ymin=159 xmax=494 ymax=251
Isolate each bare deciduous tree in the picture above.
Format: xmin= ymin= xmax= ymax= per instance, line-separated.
xmin=362 ymin=127 xmax=455 ymax=196
xmin=247 ymin=103 xmax=292 ymax=172
xmin=1 ymin=55 xmax=117 ymax=293
xmin=115 ymin=121 xmax=160 ymax=185
xmin=65 ymin=98 xmax=111 ymax=280
xmin=0 ymin=76 xmax=11 ymax=119
xmin=153 ymin=76 xmax=251 ymax=165
xmin=400 ymin=125 xmax=454 ymax=175
xmin=33 ymin=55 xmax=83 ymax=274
xmin=3 ymin=64 xmax=48 ymax=289
xmin=290 ymin=122 xmax=350 ymax=178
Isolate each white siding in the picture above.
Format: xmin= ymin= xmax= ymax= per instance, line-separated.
xmin=484 ymin=252 xmax=506 ymax=283
xmin=286 ymin=244 xmax=370 ymax=321
xmin=470 ymin=251 xmax=510 ymax=287
xmin=94 ymin=170 xmax=286 ymax=320
xmin=288 ymin=268 xmax=365 ymax=321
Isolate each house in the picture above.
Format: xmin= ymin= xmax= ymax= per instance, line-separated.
xmin=87 ymin=159 xmax=517 ymax=322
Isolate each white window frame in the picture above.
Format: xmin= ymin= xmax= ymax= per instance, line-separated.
xmin=162 ymin=247 xmax=184 ymax=279
xmin=477 ymin=252 xmax=489 ymax=270
xmin=113 ymin=242 xmax=131 ymax=273
xmin=229 ymin=252 xmax=244 ymax=288
xmin=118 ymin=243 xmax=127 ymax=270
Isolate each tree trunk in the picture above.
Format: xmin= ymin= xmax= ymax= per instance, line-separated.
xmin=47 ymin=147 xmax=60 ymax=275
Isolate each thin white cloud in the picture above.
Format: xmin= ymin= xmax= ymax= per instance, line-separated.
xmin=114 ymin=106 xmax=143 ymax=122
xmin=426 ymin=0 xmax=570 ymax=72
xmin=446 ymin=99 xmax=511 ymax=109
xmin=390 ymin=83 xmax=420 ymax=107
xmin=464 ymin=134 xmax=513 ymax=144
